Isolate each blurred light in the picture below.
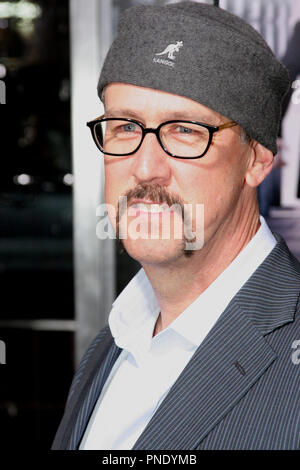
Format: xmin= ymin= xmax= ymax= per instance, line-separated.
xmin=63 ymin=173 xmax=73 ymax=186
xmin=0 ymin=1 xmax=41 ymax=20
xmin=0 ymin=64 xmax=6 ymax=79
xmin=59 ymin=79 xmax=70 ymax=102
xmin=6 ymin=402 xmax=18 ymax=418
xmin=13 ymin=173 xmax=32 ymax=185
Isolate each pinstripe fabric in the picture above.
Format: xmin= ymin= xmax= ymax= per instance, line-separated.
xmin=68 ymin=326 xmax=111 ymax=402
xmin=52 ymin=326 xmax=121 ymax=450
xmin=194 ymin=234 xmax=300 ymax=450
xmin=197 ymin=316 xmax=300 ymax=449
xmin=131 ymin=234 xmax=300 ymax=450
xmin=132 ymin=299 xmax=278 ymax=449
xmin=52 ymin=233 xmax=300 ymax=450
xmin=67 ymin=340 xmax=121 ymax=449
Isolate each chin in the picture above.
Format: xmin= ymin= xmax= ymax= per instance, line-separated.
xmin=122 ymin=238 xmax=186 ymax=266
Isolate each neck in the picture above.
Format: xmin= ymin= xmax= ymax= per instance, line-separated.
xmin=145 ymin=201 xmax=261 ymax=336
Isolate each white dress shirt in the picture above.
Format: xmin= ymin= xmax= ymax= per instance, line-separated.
xmin=80 ymin=216 xmax=276 ymax=450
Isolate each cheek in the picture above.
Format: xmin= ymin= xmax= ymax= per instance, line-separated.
xmin=180 ymin=157 xmax=245 ymax=217
xmin=104 ymin=171 xmax=121 ymax=233
xmin=104 ymin=178 xmax=114 ymax=206
xmin=104 ymin=160 xmax=133 ymax=229
xmin=104 ymin=160 xmax=125 ymax=206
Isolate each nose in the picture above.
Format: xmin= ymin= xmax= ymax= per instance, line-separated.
xmin=131 ymin=132 xmax=172 ymax=185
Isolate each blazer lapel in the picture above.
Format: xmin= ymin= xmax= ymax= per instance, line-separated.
xmin=67 ymin=340 xmax=122 ymax=449
xmin=133 ymin=234 xmax=299 ymax=450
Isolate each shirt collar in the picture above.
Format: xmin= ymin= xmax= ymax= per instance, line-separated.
xmin=109 ymin=216 xmax=276 ymax=352
xmin=109 ymin=268 xmax=160 ymax=352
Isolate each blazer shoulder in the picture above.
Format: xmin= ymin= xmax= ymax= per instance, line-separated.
xmin=234 ymin=233 xmax=300 ymax=335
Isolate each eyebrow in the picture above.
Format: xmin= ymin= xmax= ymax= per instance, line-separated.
xmin=104 ymin=108 xmax=222 ymax=125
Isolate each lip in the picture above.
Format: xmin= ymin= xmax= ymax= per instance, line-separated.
xmin=127 ymin=198 xmax=172 ymax=216
xmin=128 ymin=198 xmax=163 ymax=207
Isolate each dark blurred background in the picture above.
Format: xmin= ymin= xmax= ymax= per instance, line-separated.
xmin=0 ymin=0 xmax=299 ymax=451
xmin=0 ymin=0 xmax=74 ymax=449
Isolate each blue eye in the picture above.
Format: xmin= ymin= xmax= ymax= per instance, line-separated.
xmin=178 ymin=126 xmax=193 ymax=134
xmin=180 ymin=126 xmax=191 ymax=133
xmin=123 ymin=123 xmax=137 ymax=132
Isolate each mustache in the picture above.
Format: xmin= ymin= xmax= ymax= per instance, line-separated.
xmin=115 ymin=183 xmax=195 ymax=258
xmin=124 ymin=183 xmax=185 ymax=209
xmin=115 ymin=183 xmax=185 ymax=251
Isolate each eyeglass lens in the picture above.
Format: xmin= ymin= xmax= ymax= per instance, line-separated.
xmin=93 ymin=120 xmax=210 ymax=158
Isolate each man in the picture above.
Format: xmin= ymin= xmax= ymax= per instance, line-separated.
xmin=52 ymin=1 xmax=300 ymax=450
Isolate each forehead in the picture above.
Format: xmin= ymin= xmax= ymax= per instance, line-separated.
xmin=103 ymin=82 xmax=225 ymax=124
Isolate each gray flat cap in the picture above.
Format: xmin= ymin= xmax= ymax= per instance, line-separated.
xmin=98 ymin=1 xmax=290 ymax=154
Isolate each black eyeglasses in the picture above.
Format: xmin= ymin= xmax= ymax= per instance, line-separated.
xmin=86 ymin=114 xmax=237 ymax=159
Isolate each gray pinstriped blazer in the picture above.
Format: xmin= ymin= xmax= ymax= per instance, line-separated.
xmin=52 ymin=233 xmax=300 ymax=450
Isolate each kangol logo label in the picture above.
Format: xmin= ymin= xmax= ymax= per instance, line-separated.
xmin=153 ymin=41 xmax=183 ymax=68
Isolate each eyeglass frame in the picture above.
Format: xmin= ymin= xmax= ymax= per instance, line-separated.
xmin=86 ymin=114 xmax=238 ymax=160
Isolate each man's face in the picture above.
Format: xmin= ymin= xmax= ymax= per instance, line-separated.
xmin=104 ymin=82 xmax=253 ymax=266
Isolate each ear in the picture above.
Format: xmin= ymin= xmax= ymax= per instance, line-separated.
xmin=245 ymin=141 xmax=274 ymax=188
